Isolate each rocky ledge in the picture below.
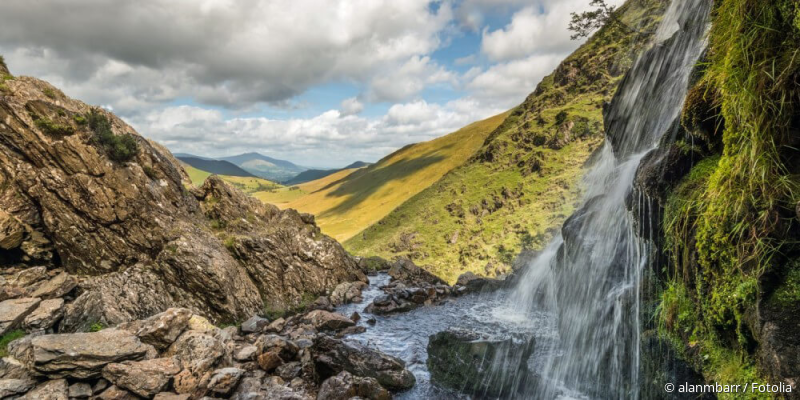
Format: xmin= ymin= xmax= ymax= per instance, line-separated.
xmin=1 ymin=307 xmax=414 ymax=399
xmin=0 ymin=71 xmax=365 ymax=331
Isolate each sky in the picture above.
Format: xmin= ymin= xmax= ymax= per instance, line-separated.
xmin=0 ymin=0 xmax=623 ymax=168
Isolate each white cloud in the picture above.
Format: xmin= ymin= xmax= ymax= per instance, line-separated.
xmin=368 ymin=56 xmax=457 ymax=102
xmin=466 ymin=54 xmax=564 ymax=105
xmin=340 ymin=97 xmax=364 ymax=116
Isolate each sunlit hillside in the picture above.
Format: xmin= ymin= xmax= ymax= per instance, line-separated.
xmin=183 ymin=163 xmax=282 ymax=194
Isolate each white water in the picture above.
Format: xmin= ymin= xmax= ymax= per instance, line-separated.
xmin=336 ymin=0 xmax=712 ymax=398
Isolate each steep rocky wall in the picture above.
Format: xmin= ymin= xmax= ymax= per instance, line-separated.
xmin=0 ymin=68 xmax=365 ymax=331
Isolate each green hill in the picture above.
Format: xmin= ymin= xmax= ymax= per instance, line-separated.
xmin=182 ymin=163 xmax=282 ymax=194
xmin=345 ymin=0 xmax=668 ymax=283
xmin=253 ymin=112 xmax=509 ymax=241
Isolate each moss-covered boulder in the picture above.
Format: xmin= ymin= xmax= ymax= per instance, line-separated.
xmin=427 ymin=328 xmax=535 ymax=397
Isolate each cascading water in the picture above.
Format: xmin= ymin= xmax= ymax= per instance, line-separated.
xmin=505 ymin=0 xmax=711 ymax=398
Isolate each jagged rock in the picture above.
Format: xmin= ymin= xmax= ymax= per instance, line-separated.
xmin=103 ymin=357 xmax=181 ymax=398
xmin=0 ymin=356 xmax=30 ymax=379
xmin=234 ymin=345 xmax=257 ymax=362
xmin=302 ymin=311 xmax=355 ymax=332
xmin=387 ymin=258 xmax=445 ymax=286
xmin=22 ymin=298 xmax=64 ymax=331
xmin=317 ymin=371 xmax=391 ymax=400
xmin=257 ymin=351 xmax=283 ymax=372
xmin=92 ymin=379 xmax=110 ymax=395
xmin=165 ymin=330 xmax=224 ymax=394
xmin=153 ymin=393 xmax=190 ymax=400
xmin=20 ymin=378 xmax=68 ymax=399
xmin=265 ymin=317 xmax=286 ymax=333
xmin=427 ymin=329 xmax=535 ymax=398
xmin=7 ymin=267 xmax=48 ymax=289
xmin=207 ymin=367 xmax=244 ymax=396
xmin=276 ymin=362 xmax=302 ymax=381
xmin=28 ymin=272 xmax=76 ymax=299
xmin=240 ymin=316 xmax=269 ymax=334
xmin=256 ymin=334 xmax=299 ymax=362
xmin=0 ymin=285 xmax=25 ymax=302
xmin=97 ymin=385 xmax=139 ymax=400
xmin=68 ymin=382 xmax=93 ymax=398
xmin=13 ymin=329 xmax=154 ymax=379
xmin=329 ymin=282 xmax=367 ymax=306
xmin=0 ymin=74 xmax=365 ymax=328
xmin=0 ymin=209 xmax=25 ymax=250
xmin=0 ymin=378 xmax=36 ymax=398
xmin=313 ymin=336 xmax=415 ymax=391
xmin=454 ymin=271 xmax=504 ymax=293
xmin=0 ymin=297 xmax=40 ymax=334
xmin=119 ymin=308 xmax=192 ymax=351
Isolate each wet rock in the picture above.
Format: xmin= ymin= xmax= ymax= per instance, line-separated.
xmin=0 ymin=378 xmax=36 ymax=398
xmin=118 ymin=308 xmax=192 ymax=351
xmin=103 ymin=357 xmax=181 ymax=398
xmin=207 ymin=367 xmax=244 ymax=396
xmin=317 ymin=371 xmax=391 ymax=400
xmin=28 ymin=272 xmax=76 ymax=299
xmin=240 ymin=315 xmax=269 ymax=334
xmin=302 ymin=310 xmax=355 ymax=332
xmin=313 ymin=336 xmax=415 ymax=391
xmin=22 ymin=298 xmax=64 ymax=331
xmin=454 ymin=271 xmax=504 ymax=294
xmin=330 ymin=281 xmax=367 ymax=306
xmin=387 ymin=258 xmax=445 ymax=286
xmin=21 ymin=378 xmax=68 ymax=400
xmin=14 ymin=329 xmax=154 ymax=379
xmin=0 ymin=297 xmax=40 ymax=334
xmin=427 ymin=328 xmax=535 ymax=398
xmin=68 ymin=382 xmax=93 ymax=398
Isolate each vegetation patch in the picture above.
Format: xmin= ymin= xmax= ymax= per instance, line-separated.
xmin=33 ymin=115 xmax=75 ymax=136
xmin=0 ymin=330 xmax=25 ymax=357
xmin=87 ymin=109 xmax=139 ymax=162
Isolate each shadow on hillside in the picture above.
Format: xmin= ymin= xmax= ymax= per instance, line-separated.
xmin=316 ymin=149 xmax=448 ymax=217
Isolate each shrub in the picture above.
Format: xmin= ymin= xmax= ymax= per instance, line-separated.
xmin=34 ymin=116 xmax=74 ymax=136
xmin=42 ymin=88 xmax=56 ymax=99
xmin=89 ymin=322 xmax=105 ymax=332
xmin=88 ymin=109 xmax=138 ymax=162
xmin=555 ymin=110 xmax=569 ymax=126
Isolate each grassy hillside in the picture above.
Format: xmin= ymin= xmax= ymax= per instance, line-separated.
xmin=183 ymin=163 xmax=282 ymax=194
xmin=346 ymin=0 xmax=668 ymax=283
xmin=253 ymin=112 xmax=509 ymax=241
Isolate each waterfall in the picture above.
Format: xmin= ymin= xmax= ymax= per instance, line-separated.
xmin=503 ymin=0 xmax=712 ymax=398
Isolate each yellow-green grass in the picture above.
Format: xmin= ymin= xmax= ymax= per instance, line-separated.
xmin=345 ymin=0 xmax=668 ymax=283
xmin=261 ymin=112 xmax=509 ymax=241
xmin=183 ymin=163 xmax=282 ymax=194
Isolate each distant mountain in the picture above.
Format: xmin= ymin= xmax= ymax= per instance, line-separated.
xmin=177 ymin=156 xmax=255 ymax=178
xmin=221 ymin=152 xmax=306 ymax=182
xmin=284 ymin=161 xmax=371 ymax=186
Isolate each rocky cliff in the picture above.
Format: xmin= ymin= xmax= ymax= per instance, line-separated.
xmin=0 ymin=64 xmax=365 ymax=333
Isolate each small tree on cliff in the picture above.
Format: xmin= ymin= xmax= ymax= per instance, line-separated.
xmin=568 ymin=0 xmax=634 ymax=40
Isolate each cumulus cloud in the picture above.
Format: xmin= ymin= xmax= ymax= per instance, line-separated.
xmin=368 ymin=56 xmax=457 ymax=102
xmin=339 ymin=97 xmax=365 ymax=116
xmin=0 ymin=0 xmax=452 ymax=109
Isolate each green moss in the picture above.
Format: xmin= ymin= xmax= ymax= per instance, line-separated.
xmin=34 ymin=116 xmax=75 ymax=136
xmin=0 ymin=330 xmax=25 ymax=357
xmin=89 ymin=322 xmax=106 ymax=332
xmin=73 ymin=114 xmax=87 ymax=125
xmin=42 ymin=88 xmax=56 ymax=99
xmin=88 ymin=109 xmax=139 ymax=162
xmin=771 ymin=261 xmax=800 ymax=307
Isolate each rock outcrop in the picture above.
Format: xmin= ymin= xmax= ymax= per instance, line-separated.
xmin=0 ymin=69 xmax=365 ymax=330
xmin=1 ymin=308 xmax=415 ymax=399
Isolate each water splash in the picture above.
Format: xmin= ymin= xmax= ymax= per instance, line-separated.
xmin=504 ymin=0 xmax=712 ymax=398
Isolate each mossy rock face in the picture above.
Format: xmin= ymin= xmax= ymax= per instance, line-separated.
xmin=427 ymin=328 xmax=535 ymax=397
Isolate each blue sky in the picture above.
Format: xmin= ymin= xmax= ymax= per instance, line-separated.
xmin=0 ymin=0 xmax=622 ymax=168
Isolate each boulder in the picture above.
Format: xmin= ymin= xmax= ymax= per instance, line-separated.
xmin=317 ymin=371 xmax=390 ymax=400
xmin=234 ymin=345 xmax=258 ymax=362
xmin=23 ymin=298 xmax=64 ymax=331
xmin=0 ymin=297 xmax=40 ymax=334
xmin=427 ymin=329 xmax=535 ymax=398
xmin=97 ymin=385 xmax=139 ymax=400
xmin=0 ymin=378 xmax=36 ymax=398
xmin=387 ymin=258 xmax=445 ymax=286
xmin=240 ymin=315 xmax=269 ymax=334
xmin=14 ymin=329 xmax=154 ymax=379
xmin=20 ymin=378 xmax=68 ymax=400
xmin=257 ymin=351 xmax=283 ymax=372
xmin=119 ymin=308 xmax=192 ymax=351
xmin=329 ymin=282 xmax=367 ymax=306
xmin=256 ymin=334 xmax=299 ymax=362
xmin=454 ymin=271 xmax=504 ymax=293
xmin=165 ymin=330 xmax=224 ymax=394
xmin=68 ymin=382 xmax=93 ymax=399
xmin=206 ymin=367 xmax=244 ymax=396
xmin=103 ymin=357 xmax=181 ymax=398
xmin=28 ymin=272 xmax=76 ymax=299
xmin=313 ymin=336 xmax=415 ymax=391
xmin=302 ymin=310 xmax=355 ymax=332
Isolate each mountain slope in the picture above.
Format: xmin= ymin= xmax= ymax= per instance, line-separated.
xmin=254 ymin=112 xmax=509 ymax=241
xmin=182 ymin=163 xmax=282 ymax=194
xmin=284 ymin=161 xmax=371 ymax=185
xmin=222 ymin=152 xmax=306 ymax=182
xmin=345 ymin=0 xmax=669 ymax=283
xmin=177 ymin=156 xmax=255 ymax=178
